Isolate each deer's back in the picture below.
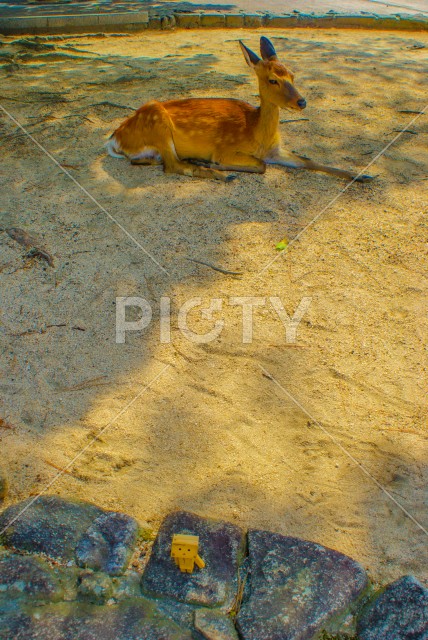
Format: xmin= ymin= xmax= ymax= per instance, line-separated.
xmin=163 ymin=97 xmax=256 ymax=128
xmin=163 ymin=98 xmax=261 ymax=159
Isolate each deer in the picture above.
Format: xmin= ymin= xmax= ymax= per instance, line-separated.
xmin=107 ymin=37 xmax=373 ymax=184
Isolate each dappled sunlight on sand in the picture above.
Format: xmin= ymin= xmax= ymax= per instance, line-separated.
xmin=1 ymin=27 xmax=427 ymax=586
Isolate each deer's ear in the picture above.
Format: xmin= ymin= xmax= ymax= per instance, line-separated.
xmin=239 ymin=40 xmax=261 ymax=69
xmin=260 ymin=36 xmax=277 ymax=61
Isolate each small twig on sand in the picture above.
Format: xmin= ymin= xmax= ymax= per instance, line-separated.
xmin=60 ymin=163 xmax=82 ymax=170
xmin=44 ymin=459 xmax=82 ymax=478
xmin=280 ymin=118 xmax=309 ymax=123
xmin=10 ymin=324 xmax=66 ymax=337
xmin=398 ymin=110 xmax=424 ymax=114
xmin=26 ymin=247 xmax=55 ymax=266
xmin=60 ymin=114 xmax=94 ymax=123
xmin=186 ymin=257 xmax=243 ymax=276
xmin=0 ymin=418 xmax=14 ymax=430
xmin=57 ymin=375 xmax=109 ymax=392
xmin=91 ymin=101 xmax=136 ymax=111
xmin=267 ymin=343 xmax=307 ymax=348
xmin=5 ymin=227 xmax=54 ymax=267
xmin=392 ymin=129 xmax=418 ymax=135
xmin=230 ymin=569 xmax=247 ymax=618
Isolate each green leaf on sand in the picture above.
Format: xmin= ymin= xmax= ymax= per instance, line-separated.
xmin=275 ymin=239 xmax=288 ymax=251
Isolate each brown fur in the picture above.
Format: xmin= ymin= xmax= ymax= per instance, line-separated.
xmin=108 ymin=38 xmax=373 ymax=184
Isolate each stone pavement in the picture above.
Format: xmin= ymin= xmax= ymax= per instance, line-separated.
xmin=0 ymin=0 xmax=427 ymax=18
xmin=1 ymin=496 xmax=427 ymax=640
xmin=169 ymin=0 xmax=428 ymax=16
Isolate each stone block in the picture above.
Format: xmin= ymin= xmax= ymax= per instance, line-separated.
xmin=75 ymin=511 xmax=139 ymax=576
xmin=47 ymin=14 xmax=98 ymax=29
xmin=357 ymin=576 xmax=428 ymax=640
xmin=0 ymin=598 xmax=193 ymax=639
xmin=176 ymin=13 xmax=201 ymax=29
xmin=0 ymin=551 xmax=64 ymax=602
xmin=225 ymin=15 xmax=245 ymax=28
xmin=0 ymin=16 xmax=48 ymax=33
xmin=141 ymin=511 xmax=246 ymax=609
xmin=148 ymin=16 xmax=162 ymax=29
xmin=334 ymin=15 xmax=383 ymax=28
xmin=161 ymin=15 xmax=176 ymax=30
xmin=297 ymin=14 xmax=336 ymax=27
xmin=244 ymin=14 xmax=263 ymax=28
xmin=0 ymin=496 xmax=103 ymax=561
xmin=200 ymin=14 xmax=226 ymax=28
xmin=237 ymin=530 xmax=369 ymax=640
xmin=101 ymin=11 xmax=149 ymax=26
xmin=265 ymin=15 xmax=298 ymax=28
xmin=194 ymin=608 xmax=239 ymax=639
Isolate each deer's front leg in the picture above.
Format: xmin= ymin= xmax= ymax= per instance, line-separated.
xmin=265 ymin=148 xmax=373 ymax=183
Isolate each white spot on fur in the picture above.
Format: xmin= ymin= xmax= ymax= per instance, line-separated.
xmin=129 ymin=147 xmax=161 ymax=162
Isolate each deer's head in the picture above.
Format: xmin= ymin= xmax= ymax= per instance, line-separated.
xmin=240 ymin=37 xmax=306 ymax=111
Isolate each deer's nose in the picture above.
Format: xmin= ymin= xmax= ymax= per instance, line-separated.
xmin=297 ymin=98 xmax=306 ymax=109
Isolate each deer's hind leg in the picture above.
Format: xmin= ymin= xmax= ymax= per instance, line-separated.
xmin=141 ymin=106 xmax=236 ymax=182
xmin=161 ymin=139 xmax=236 ymax=182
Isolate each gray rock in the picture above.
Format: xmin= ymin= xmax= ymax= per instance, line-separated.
xmin=0 ymin=604 xmax=33 ymax=640
xmin=194 ymin=608 xmax=239 ymax=640
xmin=142 ymin=511 xmax=246 ymax=608
xmin=0 ymin=496 xmax=103 ymax=560
xmin=148 ymin=596 xmax=199 ymax=633
xmin=237 ymin=530 xmax=368 ymax=640
xmin=77 ymin=570 xmax=114 ymax=605
xmin=110 ymin=571 xmax=142 ymax=602
xmin=75 ymin=511 xmax=139 ymax=575
xmin=0 ymin=599 xmax=193 ymax=640
xmin=357 ymin=575 xmax=428 ymax=640
xmin=0 ymin=551 xmax=63 ymax=602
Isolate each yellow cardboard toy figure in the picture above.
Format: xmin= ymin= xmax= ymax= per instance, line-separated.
xmin=171 ymin=534 xmax=205 ymax=573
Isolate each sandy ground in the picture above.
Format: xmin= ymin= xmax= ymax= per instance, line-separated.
xmin=0 ymin=28 xmax=427 ymax=587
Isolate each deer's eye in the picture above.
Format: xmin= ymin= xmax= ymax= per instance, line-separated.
xmin=269 ymin=79 xmax=279 ymax=85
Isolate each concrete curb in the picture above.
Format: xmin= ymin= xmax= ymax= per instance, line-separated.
xmin=0 ymin=10 xmax=150 ymax=34
xmin=0 ymin=10 xmax=427 ymax=35
xmin=175 ymin=12 xmax=428 ymax=31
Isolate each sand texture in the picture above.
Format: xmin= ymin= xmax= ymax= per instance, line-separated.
xmin=0 ymin=28 xmax=427 ymax=586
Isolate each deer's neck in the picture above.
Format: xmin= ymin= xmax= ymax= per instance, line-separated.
xmin=256 ymin=96 xmax=280 ymax=147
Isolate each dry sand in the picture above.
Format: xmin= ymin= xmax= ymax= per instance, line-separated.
xmin=0 ymin=28 xmax=427 ymax=586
